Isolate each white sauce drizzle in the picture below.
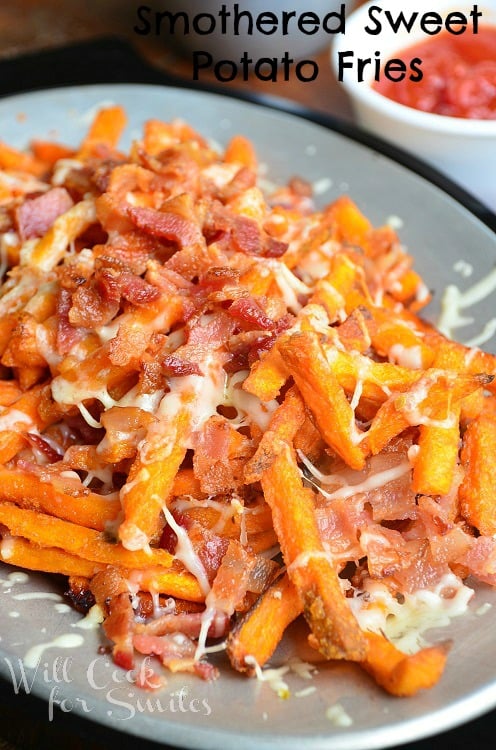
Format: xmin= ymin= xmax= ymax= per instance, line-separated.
xmin=326 ymin=703 xmax=353 ymax=727
xmin=0 ymin=572 xmax=29 ymax=588
xmin=244 ymin=656 xmax=318 ymax=699
xmin=23 ymin=634 xmax=85 ymax=669
xmin=453 ymin=260 xmax=473 ymax=278
xmin=13 ymin=592 xmax=63 ymax=602
xmin=71 ymin=604 xmax=104 ymax=630
xmin=438 ymin=266 xmax=496 ymax=345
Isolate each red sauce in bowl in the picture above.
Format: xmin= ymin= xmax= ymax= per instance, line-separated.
xmin=374 ymin=26 xmax=496 ymax=119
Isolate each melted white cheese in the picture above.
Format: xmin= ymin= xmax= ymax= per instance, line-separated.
xmin=350 ymin=573 xmax=473 ymax=654
xmin=388 ymin=344 xmax=423 ymax=370
xmin=299 ymin=451 xmax=411 ymax=502
xmin=161 ymin=503 xmax=210 ymax=596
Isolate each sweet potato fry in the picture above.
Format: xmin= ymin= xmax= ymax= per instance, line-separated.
xmin=118 ymin=407 xmax=191 ymax=550
xmin=459 ymin=412 xmax=496 ymax=535
xmin=0 ymin=141 xmax=46 ymax=176
xmin=245 ymin=391 xmax=366 ymax=661
xmin=28 ymin=199 xmax=97 ymax=272
xmin=0 ymin=503 xmax=174 ymax=570
xmin=412 ymin=403 xmax=461 ymax=496
xmin=362 ymin=632 xmax=449 ymax=697
xmin=278 ymin=331 xmax=366 ymax=470
xmin=0 ymin=467 xmax=120 ymax=530
xmin=224 ymin=134 xmax=258 ymax=171
xmin=0 ymin=535 xmax=104 ymax=578
xmin=227 ymin=574 xmax=302 ymax=672
xmin=77 ymin=105 xmax=127 ymax=158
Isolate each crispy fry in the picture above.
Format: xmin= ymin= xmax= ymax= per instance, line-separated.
xmin=224 ymin=134 xmax=258 ymax=171
xmin=0 ymin=467 xmax=120 ymax=530
xmin=227 ymin=574 xmax=302 ymax=672
xmin=0 ymin=141 xmax=47 ymax=176
xmin=77 ymin=105 xmax=127 ymax=158
xmin=118 ymin=407 xmax=191 ymax=550
xmin=0 ymin=503 xmax=174 ymax=570
xmin=412 ymin=403 xmax=461 ymax=496
xmin=362 ymin=632 xmax=449 ymax=697
xmin=0 ymin=535 xmax=104 ymax=578
xmin=459 ymin=412 xmax=496 ymax=535
xmin=279 ymin=331 xmax=366 ymax=470
xmin=246 ymin=390 xmax=366 ymax=661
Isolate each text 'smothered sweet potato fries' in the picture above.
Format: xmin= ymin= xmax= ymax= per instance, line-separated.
xmin=0 ymin=105 xmax=495 ymax=697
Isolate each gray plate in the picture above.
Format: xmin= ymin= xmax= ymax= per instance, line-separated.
xmin=0 ymin=83 xmax=496 ymax=750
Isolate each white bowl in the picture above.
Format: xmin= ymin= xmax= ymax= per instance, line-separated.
xmin=331 ymin=0 xmax=496 ymax=210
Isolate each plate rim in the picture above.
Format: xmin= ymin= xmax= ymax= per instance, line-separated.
xmin=0 ymin=80 xmax=496 ymax=750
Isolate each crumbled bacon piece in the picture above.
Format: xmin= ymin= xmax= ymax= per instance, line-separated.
xmin=15 ymin=187 xmax=73 ymax=240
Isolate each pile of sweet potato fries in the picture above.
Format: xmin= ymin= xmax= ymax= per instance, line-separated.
xmin=0 ymin=105 xmax=495 ymax=696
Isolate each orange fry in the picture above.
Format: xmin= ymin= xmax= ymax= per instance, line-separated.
xmin=0 ymin=467 xmax=120 ymax=530
xmin=77 ymin=105 xmax=127 ymax=158
xmin=0 ymin=535 xmax=104 ymax=578
xmin=0 ymin=503 xmax=174 ymax=570
xmin=227 ymin=574 xmax=302 ymax=672
xmin=279 ymin=331 xmax=366 ymax=470
xmin=459 ymin=412 xmax=496 ymax=535
xmin=362 ymin=632 xmax=449 ymax=697
xmin=246 ymin=390 xmax=366 ymax=661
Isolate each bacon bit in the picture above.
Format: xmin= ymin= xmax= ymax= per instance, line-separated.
xmin=222 ymin=166 xmax=257 ymax=200
xmin=104 ymin=592 xmax=136 ymax=671
xmin=194 ymin=660 xmax=219 ymax=681
xmin=247 ymin=313 xmax=294 ymax=362
xmin=458 ymin=536 xmax=496 ymax=586
xmin=70 ymin=264 xmax=160 ymax=329
xmin=93 ymin=232 xmax=163 ymax=275
xmin=232 ymin=216 xmax=263 ymax=256
xmin=135 ymin=610 xmax=230 ymax=639
xmin=206 ymin=539 xmax=278 ymax=618
xmin=186 ymin=311 xmax=236 ymax=349
xmin=65 ymin=576 xmax=96 ymax=614
xmin=228 ymin=297 xmax=276 ymax=331
xmin=264 ymin=236 xmax=289 ymax=258
xmin=15 ymin=187 xmax=74 ymax=240
xmin=68 ymin=272 xmax=119 ymax=329
xmin=160 ymin=510 xmax=230 ymax=583
xmin=91 ymin=569 xmax=136 ymax=670
xmin=162 ymin=354 xmax=203 ymax=377
xmin=133 ymin=632 xmax=197 ymax=670
xmin=288 ymin=176 xmax=313 ymax=198
xmin=25 ymin=432 xmax=63 ymax=463
xmin=127 ymin=205 xmax=203 ymax=249
xmin=199 ymin=266 xmax=239 ymax=292
xmin=91 ymin=158 xmax=128 ymax=193
xmin=56 ymin=288 xmax=85 ymax=355
xmin=119 ymin=271 xmax=161 ymax=307
xmin=193 ymin=416 xmax=238 ymax=495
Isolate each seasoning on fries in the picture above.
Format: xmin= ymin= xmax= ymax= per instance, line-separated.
xmin=1 ymin=105 xmax=496 ymax=697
